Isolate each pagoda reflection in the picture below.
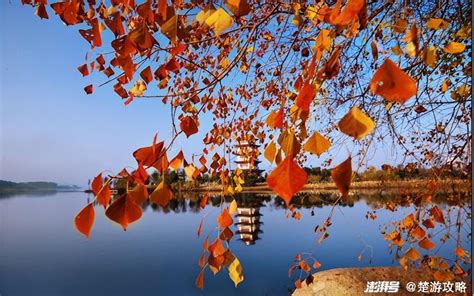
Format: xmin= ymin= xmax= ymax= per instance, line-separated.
xmin=235 ymin=196 xmax=264 ymax=246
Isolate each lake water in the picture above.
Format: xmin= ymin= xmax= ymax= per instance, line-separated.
xmin=0 ymin=191 xmax=470 ymax=295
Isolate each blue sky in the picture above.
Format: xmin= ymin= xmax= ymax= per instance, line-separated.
xmin=0 ymin=2 xmax=210 ymax=186
xmin=0 ymin=2 xmax=402 ymax=187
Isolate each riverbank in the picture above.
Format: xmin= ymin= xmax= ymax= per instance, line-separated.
xmin=292 ymin=267 xmax=471 ymax=296
xmin=193 ymin=179 xmax=470 ymax=194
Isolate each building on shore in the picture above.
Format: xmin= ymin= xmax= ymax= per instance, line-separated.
xmin=233 ymin=141 xmax=263 ymax=177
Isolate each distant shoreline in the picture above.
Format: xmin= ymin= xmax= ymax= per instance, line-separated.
xmin=0 ymin=180 xmax=81 ymax=194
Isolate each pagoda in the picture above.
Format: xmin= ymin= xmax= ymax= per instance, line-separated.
xmin=233 ymin=140 xmax=263 ymax=175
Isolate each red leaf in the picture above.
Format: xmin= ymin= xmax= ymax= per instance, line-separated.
xmin=180 ymin=116 xmax=198 ymax=137
xmin=200 ymin=192 xmax=209 ymax=209
xmin=91 ymin=173 xmax=103 ymax=195
xmin=77 ymin=64 xmax=89 ymax=77
xmin=295 ymin=82 xmax=316 ymax=112
xmin=140 ymin=66 xmax=153 ymax=84
xmin=266 ymin=156 xmax=308 ymax=205
xmin=105 ymin=194 xmax=142 ymax=230
xmin=74 ymin=203 xmax=95 ymax=239
xmin=84 ymin=84 xmax=93 ymax=94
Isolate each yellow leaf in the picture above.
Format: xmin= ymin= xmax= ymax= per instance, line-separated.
xmin=426 ymin=18 xmax=449 ymax=30
xmin=264 ymin=141 xmax=277 ymax=164
xmin=422 ymin=45 xmax=437 ymax=67
xmin=443 ymin=42 xmax=465 ymax=54
xmin=405 ymin=41 xmax=417 ymax=57
xmin=440 ymin=78 xmax=451 ymax=93
xmin=205 ymin=8 xmax=233 ymax=36
xmin=314 ymin=29 xmax=332 ymax=52
xmin=228 ymin=199 xmax=238 ymax=215
xmin=150 ymin=180 xmax=173 ymax=207
xmin=228 ymin=258 xmax=244 ymax=287
xmin=130 ymin=80 xmax=147 ymax=97
xmin=196 ymin=4 xmax=215 ymax=24
xmin=338 ymin=106 xmax=375 ymax=139
xmin=450 ymin=84 xmax=470 ymax=102
xmin=391 ymin=45 xmax=403 ymax=56
xmin=279 ymin=129 xmax=301 ymax=156
xmin=303 ymin=131 xmax=331 ymax=157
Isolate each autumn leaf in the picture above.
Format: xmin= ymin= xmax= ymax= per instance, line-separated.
xmin=228 ymin=257 xmax=244 ymax=287
xmin=133 ymin=142 xmax=164 ymax=167
xmin=195 ymin=270 xmax=204 ymax=289
xmin=204 ymin=8 xmax=233 ymax=36
xmin=140 ymin=66 xmax=153 ymax=84
xmin=105 ymin=194 xmax=142 ymax=230
xmin=369 ymin=59 xmax=417 ymax=104
xmin=128 ymin=183 xmax=149 ymax=205
xmin=169 ymin=150 xmax=185 ymax=170
xmin=77 ymin=64 xmax=89 ymax=76
xmin=150 ymin=180 xmax=173 ymax=207
xmin=264 ymin=141 xmax=277 ymax=163
xmin=200 ymin=192 xmax=209 ymax=209
xmin=429 ymin=206 xmax=445 ymax=224
xmin=96 ymin=180 xmax=111 ymax=208
xmin=208 ymin=238 xmax=226 ymax=257
xmin=303 ymin=131 xmax=331 ymax=157
xmin=331 ymin=156 xmax=352 ymax=199
xmin=338 ymin=106 xmax=375 ymax=139
xmin=225 ymin=0 xmax=251 ymax=17
xmin=266 ymin=108 xmax=284 ymax=129
xmin=74 ymin=203 xmax=95 ymax=239
xmin=180 ymin=116 xmax=198 ymax=138
xmin=405 ymin=247 xmax=421 ymax=261
xmin=228 ymin=199 xmax=238 ymax=215
xmin=295 ymin=82 xmax=316 ymax=112
xmin=84 ymin=84 xmax=93 ymax=94
xmin=217 ymin=208 xmax=233 ymax=229
xmin=418 ymin=238 xmax=435 ymax=250
xmin=426 ymin=18 xmax=449 ymax=30
xmin=266 ymin=156 xmax=308 ymax=205
xmin=197 ymin=218 xmax=204 ymax=237
xmin=411 ymin=226 xmax=426 ymax=240
xmin=443 ymin=42 xmax=465 ymax=54
xmin=130 ymin=80 xmax=147 ymax=97
xmin=219 ymin=227 xmax=234 ymax=241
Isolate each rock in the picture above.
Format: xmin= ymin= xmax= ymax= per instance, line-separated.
xmin=292 ymin=266 xmax=471 ymax=296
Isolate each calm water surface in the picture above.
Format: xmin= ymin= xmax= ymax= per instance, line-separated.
xmin=0 ymin=191 xmax=469 ymax=295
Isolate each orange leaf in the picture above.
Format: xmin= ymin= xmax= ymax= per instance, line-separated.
xmin=208 ymin=238 xmax=226 ymax=257
xmin=105 ymin=194 xmax=142 ymax=230
xmin=200 ymin=192 xmax=209 ymax=209
xmin=96 ymin=181 xmax=111 ymax=208
xmin=303 ymin=131 xmax=331 ymax=157
xmin=195 ymin=270 xmax=204 ymax=289
xmin=405 ymin=247 xmax=421 ymax=261
xmin=422 ymin=218 xmax=435 ymax=229
xmin=369 ymin=59 xmax=417 ymax=104
xmin=199 ymin=254 xmax=205 ymax=268
xmin=91 ymin=173 xmax=103 ymax=195
xmin=331 ymin=156 xmax=352 ymax=199
xmin=74 ymin=203 xmax=95 ymax=239
xmin=150 ymin=180 xmax=173 ymax=207
xmin=140 ymin=66 xmax=153 ymax=84
xmin=225 ymin=0 xmax=251 ymax=17
xmin=333 ymin=0 xmax=365 ymax=25
xmin=128 ymin=183 xmax=148 ymax=205
xmin=454 ymin=247 xmax=467 ymax=258
xmin=295 ymin=279 xmax=302 ymax=289
xmin=266 ymin=108 xmax=284 ymax=129
xmin=411 ymin=226 xmax=426 ymax=240
xmin=418 ymin=238 xmax=435 ymax=250
xmin=266 ymin=156 xmax=308 ymax=205
xmin=133 ymin=142 xmax=165 ymax=167
xmin=180 ymin=116 xmax=198 ymax=138
xmin=295 ymin=82 xmax=316 ymax=112
xmin=338 ymin=106 xmax=375 ymax=139
xmin=169 ymin=150 xmax=185 ymax=170
xmin=217 ymin=208 xmax=233 ymax=228
xmin=313 ymin=260 xmax=321 ymax=269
